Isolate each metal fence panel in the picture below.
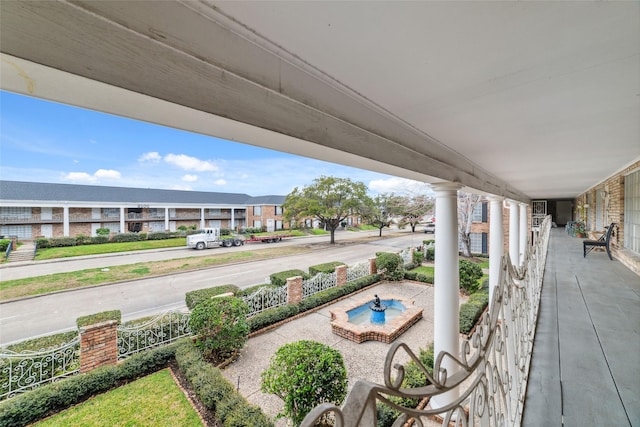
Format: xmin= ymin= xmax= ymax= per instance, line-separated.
xmin=117 ymin=310 xmax=191 ymax=360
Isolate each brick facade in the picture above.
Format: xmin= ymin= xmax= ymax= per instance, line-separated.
xmin=79 ymin=320 xmax=118 ymax=373
xmin=286 ymin=276 xmax=303 ymax=304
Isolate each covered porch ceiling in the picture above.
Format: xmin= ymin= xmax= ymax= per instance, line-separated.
xmin=1 ymin=1 xmax=638 ymax=202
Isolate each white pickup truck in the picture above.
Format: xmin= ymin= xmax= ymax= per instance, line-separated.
xmin=186 ymin=228 xmax=244 ymax=250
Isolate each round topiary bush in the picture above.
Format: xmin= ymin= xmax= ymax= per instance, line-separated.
xmin=261 ymin=340 xmax=347 ymax=426
xmin=188 ymin=297 xmax=249 ymax=362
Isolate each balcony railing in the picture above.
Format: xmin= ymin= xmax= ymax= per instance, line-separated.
xmin=302 ymin=215 xmax=551 ymax=427
xmin=1 ymin=211 xmax=247 ymax=224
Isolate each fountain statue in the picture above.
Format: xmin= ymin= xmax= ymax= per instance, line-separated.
xmin=369 ymin=294 xmax=388 ymax=324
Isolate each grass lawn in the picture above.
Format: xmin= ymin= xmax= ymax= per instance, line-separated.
xmin=35 ymin=238 xmax=187 ymax=260
xmin=411 ymin=265 xmax=434 ymax=275
xmin=0 ymin=246 xmax=313 ymax=301
xmin=34 ymin=369 xmax=202 ymax=427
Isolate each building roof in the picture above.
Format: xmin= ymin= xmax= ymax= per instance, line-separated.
xmin=0 ymin=181 xmax=285 ymax=206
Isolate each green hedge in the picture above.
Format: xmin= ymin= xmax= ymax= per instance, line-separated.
xmin=308 ymin=261 xmax=344 ymax=276
xmin=375 ymin=252 xmax=404 ymax=281
xmin=235 ymin=283 xmax=282 ymax=298
xmin=110 ymin=233 xmax=143 ymax=243
xmin=174 ymin=340 xmax=273 ymax=427
xmin=459 ymin=289 xmax=489 ymax=335
xmin=76 ymin=310 xmax=121 ymax=328
xmin=247 ymin=304 xmax=300 ymax=332
xmin=0 ymin=240 xmax=9 ymax=253
xmin=403 ymin=271 xmax=434 ymax=284
xmin=0 ymin=342 xmax=179 ymax=427
xmin=269 ymin=269 xmax=310 ymax=287
xmin=185 ymin=285 xmax=240 ymax=310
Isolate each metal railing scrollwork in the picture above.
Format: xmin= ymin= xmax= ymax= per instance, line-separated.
xmin=242 ymin=285 xmax=288 ymax=317
xmin=0 ymin=337 xmax=80 ymax=399
xmin=302 ymin=272 xmax=337 ymax=299
xmin=117 ymin=310 xmax=191 ymax=360
xmin=302 ymin=215 xmax=552 ymax=426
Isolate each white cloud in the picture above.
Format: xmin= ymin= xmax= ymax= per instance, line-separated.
xmin=62 ymin=172 xmax=95 ymax=182
xmin=213 ymin=179 xmax=227 ymax=186
xmin=164 ymin=153 xmax=218 ymax=172
xmin=138 ymin=151 xmax=162 ymax=163
xmin=182 ymin=174 xmax=198 ymax=182
xmin=94 ymin=169 xmax=121 ymax=180
xmin=368 ymin=177 xmax=430 ymax=195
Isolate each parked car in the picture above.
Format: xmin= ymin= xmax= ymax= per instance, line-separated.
xmin=424 ymin=223 xmax=435 ymax=233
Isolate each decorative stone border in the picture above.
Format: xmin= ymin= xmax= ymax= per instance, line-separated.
xmin=330 ymin=294 xmax=423 ymax=344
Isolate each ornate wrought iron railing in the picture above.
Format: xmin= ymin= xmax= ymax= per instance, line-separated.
xmin=242 ymin=284 xmax=288 ymax=317
xmin=302 ymin=271 xmax=337 ymax=299
xmin=347 ymin=261 xmax=370 ymax=283
xmin=399 ymin=248 xmax=413 ymax=265
xmin=117 ymin=310 xmax=191 ymax=360
xmin=302 ymin=215 xmax=552 ymax=427
xmin=0 ymin=337 xmax=80 ymax=399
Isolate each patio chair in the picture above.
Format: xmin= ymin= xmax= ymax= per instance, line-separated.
xmin=583 ymin=223 xmax=615 ymax=260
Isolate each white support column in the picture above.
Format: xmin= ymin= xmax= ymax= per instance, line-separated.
xmin=164 ymin=207 xmax=169 ymax=231
xmin=63 ymin=205 xmax=70 ymax=237
xmin=519 ymin=203 xmax=528 ymax=265
xmin=230 ymin=208 xmax=235 ymax=231
xmin=488 ymin=196 xmax=504 ymax=304
xmin=508 ymin=200 xmax=519 ymax=267
xmin=120 ymin=207 xmax=125 ymax=234
xmin=200 ymin=208 xmax=205 ymax=229
xmin=430 ymin=182 xmax=462 ymax=407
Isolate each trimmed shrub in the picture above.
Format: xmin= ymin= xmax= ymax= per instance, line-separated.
xmin=459 ymin=289 xmax=489 ymax=334
xmin=377 ymin=403 xmax=400 ymax=427
xmin=185 ymin=285 xmax=239 ymax=310
xmin=459 ymin=260 xmax=484 ymax=294
xmin=261 ymin=340 xmax=347 ymax=426
xmin=48 ymin=237 xmax=77 ymax=248
xmin=308 ymin=261 xmax=344 ymax=276
xmin=235 ymin=283 xmax=282 ymax=298
xmin=146 ymin=231 xmax=172 ymax=240
xmin=247 ymin=304 xmax=300 ymax=332
xmin=111 ymin=233 xmax=142 ymax=243
xmin=0 ymin=239 xmax=10 ymax=252
xmin=91 ymin=235 xmax=109 ymax=244
xmin=174 ymin=340 xmax=272 ymax=426
xmin=412 ymin=249 xmax=424 ymax=265
xmin=404 ymin=270 xmax=434 ymax=284
xmin=425 ymin=246 xmax=435 ymax=261
xmin=188 ymin=297 xmax=250 ymax=360
xmin=76 ymin=310 xmax=121 ymax=328
xmin=0 ymin=342 xmax=180 ymax=427
xmin=34 ymin=238 xmax=50 ymax=249
xmin=376 ymin=252 xmax=405 ymax=281
xmin=75 ymin=234 xmax=92 ymax=245
xmin=269 ymin=269 xmax=310 ymax=287
xmin=95 ymin=227 xmax=110 ymax=236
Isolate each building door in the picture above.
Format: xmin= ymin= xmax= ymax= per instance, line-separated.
xmin=267 ymin=219 xmax=275 ymax=232
xmin=41 ymin=224 xmax=53 ymax=238
xmin=556 ymin=201 xmax=572 ymax=226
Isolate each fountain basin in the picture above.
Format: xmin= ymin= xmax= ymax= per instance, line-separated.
xmin=330 ymin=295 xmax=423 ymax=344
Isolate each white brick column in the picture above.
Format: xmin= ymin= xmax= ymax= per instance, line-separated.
xmin=430 ymin=182 xmax=462 ymax=407
xmin=164 ymin=207 xmax=169 ymax=231
xmin=488 ymin=196 xmax=504 ymax=304
xmin=508 ymin=200 xmax=519 ymax=267
xmin=119 ymin=207 xmax=125 ymax=233
xmin=519 ymin=203 xmax=528 ymax=265
xmin=230 ymin=208 xmax=235 ymax=230
xmin=200 ymin=208 xmax=205 ymax=229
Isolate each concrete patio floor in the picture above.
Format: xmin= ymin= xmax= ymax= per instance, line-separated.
xmin=523 ymin=228 xmax=640 ymax=426
xmin=221 ymin=281 xmax=447 ymax=425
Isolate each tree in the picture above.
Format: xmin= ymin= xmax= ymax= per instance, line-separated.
xmin=283 ymin=176 xmax=371 ymax=244
xmin=362 ymin=193 xmax=402 ymax=237
xmin=396 ymin=194 xmax=434 ymax=232
xmin=458 ymin=192 xmax=482 ymax=257
xmin=261 ymin=340 xmax=347 ymax=426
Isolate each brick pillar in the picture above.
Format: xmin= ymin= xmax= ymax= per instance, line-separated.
xmin=287 ymin=276 xmax=303 ymax=304
xmin=369 ymin=257 xmax=377 ymax=275
xmin=79 ymin=320 xmax=118 ymax=373
xmin=335 ymin=265 xmax=347 ymax=287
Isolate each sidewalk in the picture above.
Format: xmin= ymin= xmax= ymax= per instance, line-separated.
xmin=221 ymin=281 xmax=445 ymax=425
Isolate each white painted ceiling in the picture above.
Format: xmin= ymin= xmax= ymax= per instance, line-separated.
xmin=1 ymin=1 xmax=638 ymax=200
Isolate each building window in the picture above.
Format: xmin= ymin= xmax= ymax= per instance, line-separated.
xmin=276 ymin=220 xmax=283 ymax=230
xmin=254 ymin=206 xmax=262 ymax=216
xmin=103 ymin=222 xmax=120 ymax=233
xmin=102 ymin=208 xmax=119 ymax=218
xmin=149 ymin=208 xmax=164 ymax=218
xmin=275 ymin=206 xmax=283 ymax=215
xmin=149 ymin=221 xmax=165 ymax=232
xmin=1 ymin=225 xmax=32 ymax=239
xmin=253 ymin=220 xmax=262 ymax=229
xmin=459 ymin=232 xmax=487 ymax=254
xmin=0 ymin=207 xmax=31 ymax=219
xmin=209 ymin=208 xmax=221 ymax=216
xmin=624 ymin=169 xmax=640 ymax=254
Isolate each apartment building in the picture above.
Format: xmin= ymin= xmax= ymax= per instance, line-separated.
xmin=0 ymin=181 xmax=286 ymax=239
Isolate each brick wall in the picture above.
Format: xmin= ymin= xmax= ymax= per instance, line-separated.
xmin=79 ymin=320 xmax=118 ymax=373
xmin=286 ymin=276 xmax=303 ymax=304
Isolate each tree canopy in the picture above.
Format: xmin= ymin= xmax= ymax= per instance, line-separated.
xmin=283 ymin=176 xmax=370 ymax=244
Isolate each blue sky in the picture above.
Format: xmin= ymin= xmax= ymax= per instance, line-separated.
xmin=0 ymin=91 xmax=429 ymax=197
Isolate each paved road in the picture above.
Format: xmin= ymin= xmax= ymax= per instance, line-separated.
xmin=0 ymin=231 xmax=427 ymax=345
